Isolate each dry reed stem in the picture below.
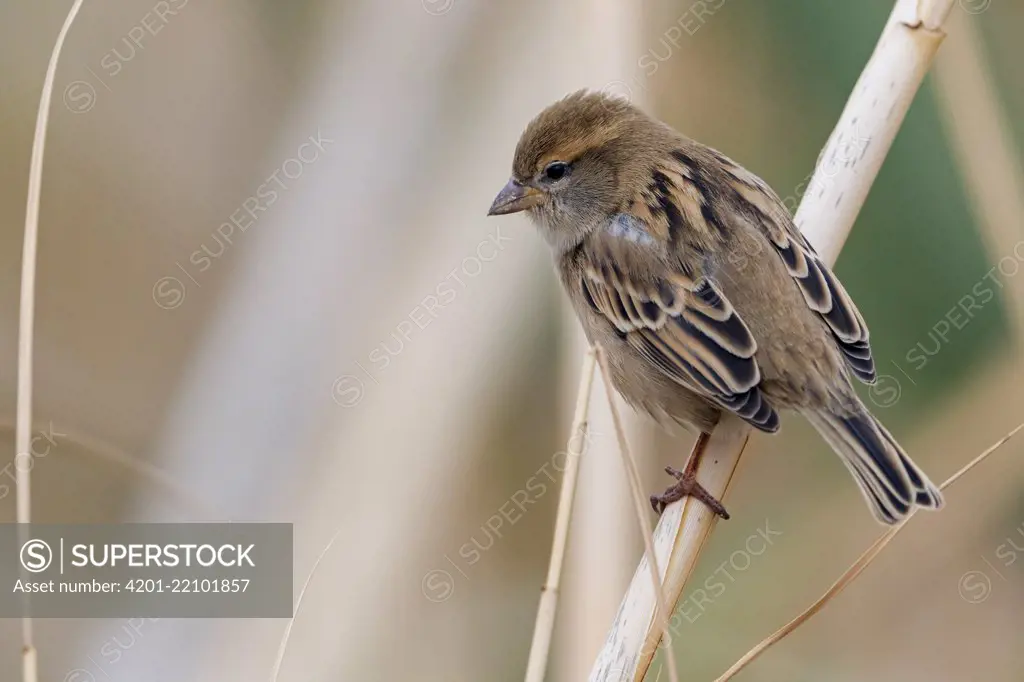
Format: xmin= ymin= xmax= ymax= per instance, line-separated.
xmin=594 ymin=346 xmax=680 ymax=682
xmin=589 ymin=1 xmax=958 ymax=679
xmin=933 ymin=10 xmax=1024 ymax=339
xmin=523 ymin=349 xmax=598 ymax=682
xmin=713 ymin=421 xmax=1024 ymax=681
xmin=17 ymin=1 xmax=88 ymax=680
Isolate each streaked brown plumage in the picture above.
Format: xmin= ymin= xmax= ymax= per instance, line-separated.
xmin=488 ymin=90 xmax=943 ymax=525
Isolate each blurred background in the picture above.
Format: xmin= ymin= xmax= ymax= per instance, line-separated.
xmin=1 ymin=0 xmax=1022 ymax=679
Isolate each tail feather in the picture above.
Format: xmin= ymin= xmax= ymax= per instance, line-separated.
xmin=804 ymin=404 xmax=943 ymax=525
xmin=874 ymin=417 xmax=945 ymax=509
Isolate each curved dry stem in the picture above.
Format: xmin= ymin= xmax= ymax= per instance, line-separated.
xmin=524 ymin=349 xmax=598 ymax=682
xmin=714 ymin=421 xmax=1024 ymax=682
xmin=270 ymin=528 xmax=343 ymax=682
xmin=17 ymin=1 xmax=88 ymax=679
xmin=0 ymin=420 xmax=222 ymax=519
xmin=595 ymin=346 xmax=680 ymax=682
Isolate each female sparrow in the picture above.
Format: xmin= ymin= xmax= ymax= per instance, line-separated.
xmin=488 ymin=91 xmax=943 ymax=525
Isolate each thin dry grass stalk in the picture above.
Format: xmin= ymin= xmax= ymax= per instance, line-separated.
xmin=523 ymin=349 xmax=598 ymax=682
xmin=589 ymin=1 xmax=958 ymax=679
xmin=16 ymin=2 xmax=88 ymax=680
xmin=713 ymin=421 xmax=1024 ymax=681
xmin=594 ymin=346 xmax=680 ymax=682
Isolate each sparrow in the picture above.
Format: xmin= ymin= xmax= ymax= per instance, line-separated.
xmin=487 ymin=91 xmax=943 ymax=525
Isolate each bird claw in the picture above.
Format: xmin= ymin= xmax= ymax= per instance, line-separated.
xmin=650 ymin=468 xmax=730 ymax=520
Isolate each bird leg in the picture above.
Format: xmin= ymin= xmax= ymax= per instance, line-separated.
xmin=649 ymin=431 xmax=730 ymax=519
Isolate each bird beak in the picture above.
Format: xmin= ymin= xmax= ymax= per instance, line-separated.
xmin=487 ymin=179 xmax=545 ymax=216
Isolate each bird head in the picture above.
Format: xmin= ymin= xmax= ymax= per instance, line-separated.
xmin=488 ymin=90 xmax=663 ymax=254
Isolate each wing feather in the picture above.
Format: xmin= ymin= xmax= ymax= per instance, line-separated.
xmin=771 ymin=233 xmax=876 ymax=382
xmin=580 ymin=215 xmax=780 ymax=433
xmin=724 ymin=165 xmax=877 ymax=383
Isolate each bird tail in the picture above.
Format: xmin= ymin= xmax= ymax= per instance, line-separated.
xmin=803 ymin=402 xmax=943 ymax=525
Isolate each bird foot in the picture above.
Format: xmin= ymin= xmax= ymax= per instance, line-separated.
xmin=649 ymin=466 xmax=730 ymax=519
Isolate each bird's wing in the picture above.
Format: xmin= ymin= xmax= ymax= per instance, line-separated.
xmin=717 ymin=156 xmax=877 ymax=383
xmin=579 ymin=214 xmax=780 ymax=433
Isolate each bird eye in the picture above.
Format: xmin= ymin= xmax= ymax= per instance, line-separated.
xmin=542 ymin=161 xmax=570 ymax=182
